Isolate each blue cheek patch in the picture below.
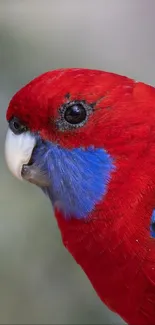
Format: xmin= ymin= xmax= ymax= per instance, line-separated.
xmin=150 ymin=210 xmax=155 ymax=238
xmin=31 ymin=136 xmax=115 ymax=219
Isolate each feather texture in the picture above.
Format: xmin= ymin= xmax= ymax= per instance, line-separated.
xmin=31 ymin=136 xmax=114 ymax=219
xmin=6 ymin=68 xmax=155 ymax=325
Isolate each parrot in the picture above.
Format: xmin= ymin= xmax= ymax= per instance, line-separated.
xmin=4 ymin=68 xmax=155 ymax=325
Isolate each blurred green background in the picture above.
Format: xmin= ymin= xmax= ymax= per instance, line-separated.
xmin=0 ymin=0 xmax=155 ymax=323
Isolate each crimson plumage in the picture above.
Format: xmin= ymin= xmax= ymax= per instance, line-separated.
xmin=5 ymin=68 xmax=155 ymax=324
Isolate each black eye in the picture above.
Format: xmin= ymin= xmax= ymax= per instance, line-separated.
xmin=57 ymin=100 xmax=93 ymax=131
xmin=9 ymin=117 xmax=27 ymax=135
xmin=64 ymin=104 xmax=87 ymax=125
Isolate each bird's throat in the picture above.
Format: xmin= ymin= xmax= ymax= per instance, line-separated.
xmin=31 ymin=136 xmax=115 ymax=220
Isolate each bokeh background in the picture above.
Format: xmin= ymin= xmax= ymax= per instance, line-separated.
xmin=0 ymin=0 xmax=155 ymax=323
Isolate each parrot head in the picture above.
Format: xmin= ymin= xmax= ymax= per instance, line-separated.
xmin=5 ymin=68 xmax=132 ymax=219
xmin=5 ymin=67 xmax=155 ymax=226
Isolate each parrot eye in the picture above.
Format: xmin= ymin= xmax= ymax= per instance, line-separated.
xmin=9 ymin=117 xmax=27 ymax=135
xmin=57 ymin=100 xmax=93 ymax=130
xmin=64 ymin=104 xmax=86 ymax=124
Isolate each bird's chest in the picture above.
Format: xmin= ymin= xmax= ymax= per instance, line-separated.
xmin=56 ymin=208 xmax=155 ymax=325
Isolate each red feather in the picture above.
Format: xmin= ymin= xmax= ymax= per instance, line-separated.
xmin=6 ymin=68 xmax=155 ymax=324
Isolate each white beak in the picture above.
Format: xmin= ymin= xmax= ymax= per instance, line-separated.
xmin=5 ymin=128 xmax=36 ymax=180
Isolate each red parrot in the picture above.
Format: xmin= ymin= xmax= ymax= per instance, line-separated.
xmin=4 ymin=68 xmax=155 ymax=325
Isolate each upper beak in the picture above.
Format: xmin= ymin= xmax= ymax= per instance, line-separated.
xmin=5 ymin=128 xmax=49 ymax=186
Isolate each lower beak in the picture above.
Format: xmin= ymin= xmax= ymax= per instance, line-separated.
xmin=5 ymin=128 xmax=49 ymax=187
xmin=21 ymin=164 xmax=50 ymax=187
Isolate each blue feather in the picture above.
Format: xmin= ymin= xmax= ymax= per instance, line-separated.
xmin=31 ymin=136 xmax=115 ymax=219
xmin=150 ymin=210 xmax=155 ymax=238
